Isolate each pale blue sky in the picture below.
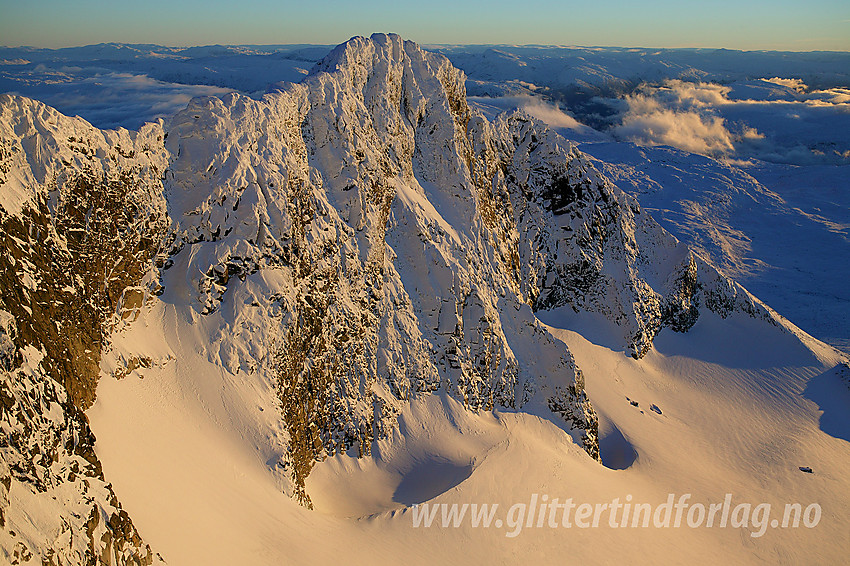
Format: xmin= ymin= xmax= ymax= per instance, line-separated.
xmin=1 ymin=0 xmax=848 ymax=50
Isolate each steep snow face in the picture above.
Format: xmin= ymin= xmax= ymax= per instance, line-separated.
xmin=0 ymin=33 xmax=821 ymax=563
xmin=482 ymin=112 xmax=777 ymax=359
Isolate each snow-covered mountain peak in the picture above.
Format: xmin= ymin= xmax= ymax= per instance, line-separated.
xmin=2 ymin=34 xmax=844 ymax=564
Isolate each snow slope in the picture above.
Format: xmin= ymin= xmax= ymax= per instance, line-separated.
xmin=86 ymin=300 xmax=850 ymax=565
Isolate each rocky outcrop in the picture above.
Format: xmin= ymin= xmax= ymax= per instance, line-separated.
xmin=0 ymin=98 xmax=166 ymax=564
xmin=837 ymin=361 xmax=850 ymax=391
xmin=0 ymin=314 xmax=159 ymax=564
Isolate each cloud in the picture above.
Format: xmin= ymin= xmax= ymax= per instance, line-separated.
xmin=468 ymin=95 xmax=606 ymax=141
xmin=764 ymin=77 xmax=807 ymax=93
xmin=613 ymin=92 xmax=735 ymax=156
xmin=0 ymin=45 xmax=323 ymax=129
xmin=2 ymin=71 xmax=233 ymax=129
xmin=2 ymin=45 xmax=848 ymax=164
xmin=649 ymin=80 xmax=731 ymax=108
xmin=607 ymin=79 xmax=850 ymax=165
xmin=517 ymin=97 xmax=589 ymax=130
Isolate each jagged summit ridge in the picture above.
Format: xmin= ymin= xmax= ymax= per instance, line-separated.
xmin=161 ymin=33 xmax=599 ymax=503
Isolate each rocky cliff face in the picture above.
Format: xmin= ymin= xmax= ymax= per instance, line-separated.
xmin=0 ymin=100 xmax=165 ymax=564
xmin=0 ymin=33 xmax=779 ymax=562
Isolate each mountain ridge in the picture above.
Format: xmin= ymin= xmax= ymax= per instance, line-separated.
xmin=0 ymin=33 xmax=843 ymax=564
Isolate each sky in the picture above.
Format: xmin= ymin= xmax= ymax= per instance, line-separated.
xmin=0 ymin=0 xmax=848 ymax=51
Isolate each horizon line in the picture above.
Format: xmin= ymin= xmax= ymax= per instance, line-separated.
xmin=2 ymin=39 xmax=849 ymax=55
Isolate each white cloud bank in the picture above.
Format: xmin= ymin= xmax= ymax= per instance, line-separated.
xmin=614 ymin=91 xmax=736 ymax=157
xmin=468 ymin=95 xmax=606 ymax=142
xmin=1 ymin=70 xmax=234 ymax=130
xmin=608 ymin=79 xmax=850 ymax=165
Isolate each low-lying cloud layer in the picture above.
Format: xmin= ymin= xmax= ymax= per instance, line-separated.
xmin=1 ymin=66 xmax=235 ymax=130
xmin=607 ymin=79 xmax=850 ymax=165
xmin=613 ymin=89 xmax=736 ymax=157
xmin=0 ymin=45 xmax=325 ymax=129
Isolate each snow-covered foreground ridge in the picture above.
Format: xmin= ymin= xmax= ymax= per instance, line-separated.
xmin=0 ymin=33 xmax=846 ymax=564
